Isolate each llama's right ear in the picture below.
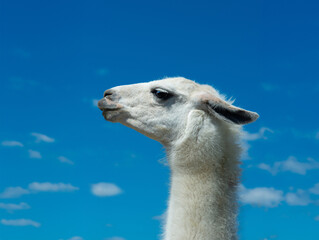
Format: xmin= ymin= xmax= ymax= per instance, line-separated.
xmin=195 ymin=92 xmax=259 ymax=125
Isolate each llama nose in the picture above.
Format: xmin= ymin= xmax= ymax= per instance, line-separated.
xmin=103 ymin=89 xmax=114 ymax=98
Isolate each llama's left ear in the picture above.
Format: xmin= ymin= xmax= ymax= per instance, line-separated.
xmin=197 ymin=93 xmax=259 ymax=125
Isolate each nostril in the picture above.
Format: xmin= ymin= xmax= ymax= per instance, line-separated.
xmin=104 ymin=89 xmax=113 ymax=98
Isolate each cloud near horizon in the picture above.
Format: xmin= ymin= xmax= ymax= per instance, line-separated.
xmin=0 ymin=182 xmax=79 ymax=199
xmin=0 ymin=202 xmax=30 ymax=212
xmin=239 ymin=184 xmax=317 ymax=207
xmin=68 ymin=237 xmax=84 ymax=240
xmin=28 ymin=149 xmax=42 ymax=159
xmin=1 ymin=219 xmax=40 ymax=227
xmin=258 ymin=156 xmax=319 ymax=175
xmin=309 ymin=183 xmax=319 ymax=195
xmin=239 ymin=185 xmax=284 ymax=207
xmin=285 ymin=190 xmax=312 ymax=206
xmin=1 ymin=140 xmax=24 ymax=147
xmin=91 ymin=183 xmax=122 ymax=197
xmin=105 ymin=237 xmax=126 ymax=240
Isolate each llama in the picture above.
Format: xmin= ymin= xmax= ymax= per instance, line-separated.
xmin=98 ymin=77 xmax=259 ymax=240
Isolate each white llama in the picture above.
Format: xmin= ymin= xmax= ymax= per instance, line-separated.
xmin=98 ymin=77 xmax=259 ymax=240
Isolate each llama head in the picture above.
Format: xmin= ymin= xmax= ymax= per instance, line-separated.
xmin=98 ymin=77 xmax=259 ymax=145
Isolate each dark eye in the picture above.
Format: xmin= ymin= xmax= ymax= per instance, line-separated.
xmin=151 ymin=89 xmax=173 ymax=100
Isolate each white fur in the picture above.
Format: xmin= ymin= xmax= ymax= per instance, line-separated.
xmin=98 ymin=77 xmax=258 ymax=240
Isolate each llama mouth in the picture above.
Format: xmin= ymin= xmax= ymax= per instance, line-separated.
xmin=98 ymin=98 xmax=122 ymax=111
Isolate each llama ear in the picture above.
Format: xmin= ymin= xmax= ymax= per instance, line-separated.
xmin=198 ymin=93 xmax=259 ymax=125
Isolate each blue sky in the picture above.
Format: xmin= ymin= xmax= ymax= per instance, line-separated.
xmin=0 ymin=0 xmax=318 ymax=239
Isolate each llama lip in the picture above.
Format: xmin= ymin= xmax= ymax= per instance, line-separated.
xmin=98 ymin=98 xmax=122 ymax=111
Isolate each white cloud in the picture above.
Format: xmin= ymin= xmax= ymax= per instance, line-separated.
xmin=239 ymin=185 xmax=284 ymax=208
xmin=258 ymin=156 xmax=319 ymax=175
xmin=1 ymin=141 xmax=24 ymax=147
xmin=58 ymin=156 xmax=74 ymax=165
xmin=0 ymin=202 xmax=30 ymax=212
xmin=31 ymin=132 xmax=55 ymax=143
xmin=1 ymin=219 xmax=40 ymax=227
xmin=28 ymin=182 xmax=79 ymax=192
xmin=240 ymin=184 xmax=318 ymax=208
xmin=315 ymin=216 xmax=319 ymax=221
xmin=0 ymin=187 xmax=30 ymax=199
xmin=28 ymin=149 xmax=42 ymax=159
xmin=241 ymin=141 xmax=251 ymax=160
xmin=309 ymin=183 xmax=319 ymax=195
xmin=261 ymin=235 xmax=278 ymax=240
xmin=316 ymin=131 xmax=319 ymax=140
xmin=257 ymin=163 xmax=278 ymax=175
xmin=242 ymin=127 xmax=273 ymax=141
xmin=68 ymin=237 xmax=84 ymax=240
xmin=285 ymin=190 xmax=312 ymax=206
xmin=91 ymin=183 xmax=122 ymax=197
xmin=105 ymin=237 xmax=126 ymax=240
xmin=241 ymin=127 xmax=273 ymax=160
xmin=0 ymin=182 xmax=79 ymax=199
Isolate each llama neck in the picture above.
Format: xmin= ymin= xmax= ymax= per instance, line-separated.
xmin=163 ymin=149 xmax=239 ymax=240
xmin=162 ymin=110 xmax=240 ymax=240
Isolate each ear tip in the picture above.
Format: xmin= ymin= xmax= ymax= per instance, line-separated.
xmin=250 ymin=112 xmax=260 ymax=122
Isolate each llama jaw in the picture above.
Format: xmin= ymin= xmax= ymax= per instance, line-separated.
xmin=98 ymin=98 xmax=124 ymax=122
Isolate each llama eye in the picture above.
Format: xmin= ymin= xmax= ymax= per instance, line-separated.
xmin=151 ymin=89 xmax=173 ymax=100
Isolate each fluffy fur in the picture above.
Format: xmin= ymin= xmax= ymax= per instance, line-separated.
xmin=98 ymin=77 xmax=258 ymax=240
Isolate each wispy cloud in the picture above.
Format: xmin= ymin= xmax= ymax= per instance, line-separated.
xmin=0 ymin=187 xmax=30 ymax=199
xmin=285 ymin=190 xmax=312 ymax=206
xmin=258 ymin=156 xmax=319 ymax=175
xmin=68 ymin=237 xmax=84 ymax=240
xmin=1 ymin=141 xmax=24 ymax=147
xmin=58 ymin=156 xmax=74 ymax=165
xmin=261 ymin=235 xmax=278 ymax=240
xmin=315 ymin=216 xmax=319 ymax=221
xmin=0 ymin=182 xmax=79 ymax=199
xmin=91 ymin=183 xmax=122 ymax=197
xmin=316 ymin=131 xmax=319 ymax=140
xmin=309 ymin=183 xmax=319 ymax=195
xmin=0 ymin=202 xmax=30 ymax=212
xmin=1 ymin=219 xmax=40 ymax=227
xmin=239 ymin=185 xmax=284 ymax=207
xmin=241 ymin=127 xmax=273 ymax=160
xmin=28 ymin=149 xmax=42 ymax=159
xmin=31 ymin=133 xmax=55 ymax=143
xmin=105 ymin=237 xmax=126 ymax=240
xmin=28 ymin=182 xmax=79 ymax=192
xmin=242 ymin=127 xmax=273 ymax=141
